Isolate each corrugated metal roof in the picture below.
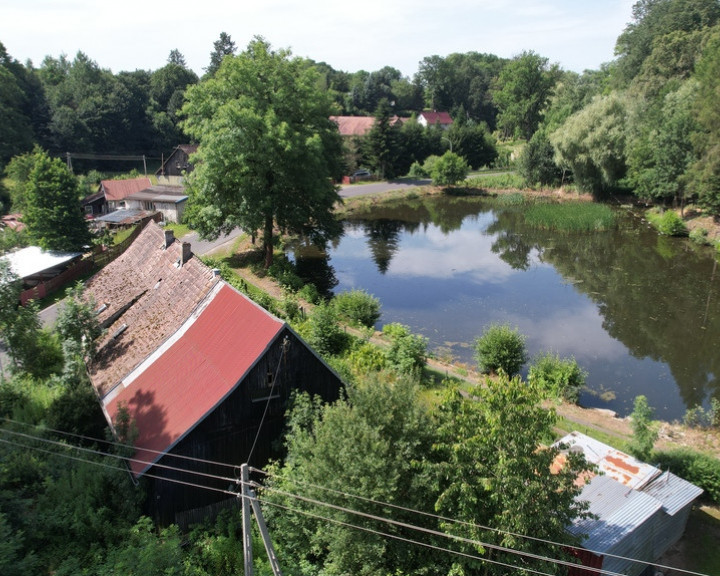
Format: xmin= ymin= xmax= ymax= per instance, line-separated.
xmin=104 ymin=282 xmax=284 ymax=476
xmin=569 ymin=475 xmax=663 ymax=552
xmin=641 ymin=470 xmax=704 ymax=515
xmin=127 ymin=186 xmax=188 ymax=204
xmin=95 ymin=209 xmax=153 ymax=224
xmin=1 ymin=246 xmax=82 ymax=279
xmin=556 ymin=431 xmax=660 ymax=489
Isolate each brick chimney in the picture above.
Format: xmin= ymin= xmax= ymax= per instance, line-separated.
xmin=164 ymin=229 xmax=174 ymax=249
xmin=182 ymin=242 xmax=192 ymax=265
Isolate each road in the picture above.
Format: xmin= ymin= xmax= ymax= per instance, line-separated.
xmin=339 ymin=178 xmax=431 ymax=198
xmin=35 ymin=179 xmax=426 ymax=329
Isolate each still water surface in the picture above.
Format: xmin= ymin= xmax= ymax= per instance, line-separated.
xmin=293 ymin=195 xmax=720 ymax=420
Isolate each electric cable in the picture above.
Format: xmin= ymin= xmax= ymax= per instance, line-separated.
xmin=0 ymin=422 xmax=711 ymax=576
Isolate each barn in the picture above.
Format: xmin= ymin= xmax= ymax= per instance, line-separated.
xmin=85 ymin=221 xmax=343 ymax=524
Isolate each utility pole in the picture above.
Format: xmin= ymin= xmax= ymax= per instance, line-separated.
xmin=241 ymin=463 xmax=283 ymax=576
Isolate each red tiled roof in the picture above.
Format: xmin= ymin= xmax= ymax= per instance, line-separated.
xmin=0 ymin=213 xmax=25 ymax=232
xmin=331 ymin=116 xmax=376 ymax=136
xmin=105 ymin=283 xmax=285 ymax=476
xmin=86 ymin=221 xmax=219 ymax=396
xmin=419 ymin=111 xmax=453 ymax=125
xmin=101 ymin=177 xmax=153 ymax=202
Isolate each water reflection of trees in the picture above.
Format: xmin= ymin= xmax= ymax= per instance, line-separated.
xmin=490 ymin=209 xmax=720 ymax=410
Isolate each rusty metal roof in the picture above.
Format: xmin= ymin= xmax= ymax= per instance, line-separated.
xmin=104 ymin=282 xmax=284 ymax=476
xmin=556 ymin=431 xmax=660 ymax=489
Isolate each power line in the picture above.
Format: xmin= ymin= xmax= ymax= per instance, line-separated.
xmin=0 ymin=423 xmax=711 ymax=576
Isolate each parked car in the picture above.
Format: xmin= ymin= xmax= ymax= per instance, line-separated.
xmin=352 ymin=169 xmax=371 ymax=177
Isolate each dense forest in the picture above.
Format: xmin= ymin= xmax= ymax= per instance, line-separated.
xmin=2 ymin=1 xmax=720 ymax=574
xmin=2 ymin=0 xmax=720 ymax=214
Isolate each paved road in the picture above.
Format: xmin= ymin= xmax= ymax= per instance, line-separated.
xmin=183 ymin=228 xmax=244 ymax=257
xmin=339 ymin=178 xmax=431 ymax=198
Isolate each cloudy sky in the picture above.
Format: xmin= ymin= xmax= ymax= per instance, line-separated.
xmin=0 ymin=0 xmax=635 ymax=77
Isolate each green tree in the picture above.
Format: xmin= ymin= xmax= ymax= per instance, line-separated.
xmin=433 ymin=377 xmax=591 ymax=576
xmin=264 ymin=379 xmax=441 ymax=576
xmin=0 ymin=45 xmax=34 ymax=166
xmin=447 ymin=120 xmax=498 ymax=169
xmin=474 ymin=323 xmax=527 ymax=376
xmin=690 ymin=27 xmax=720 ymax=213
xmin=363 ymin=98 xmax=401 ymax=179
xmin=527 ymin=352 xmax=587 ymax=403
xmin=430 ymin=150 xmax=469 ymax=186
xmin=628 ymin=394 xmax=659 ymax=460
xmin=550 ymin=93 xmax=628 ymax=194
xmin=205 ymin=31 xmax=237 ymax=77
xmin=183 ymin=37 xmax=343 ymax=268
xmin=55 ymin=282 xmax=103 ymax=362
xmin=382 ymin=322 xmax=428 ymax=375
xmin=22 ymin=148 xmax=90 ymax=251
xmin=517 ymin=130 xmax=563 ymax=187
xmin=493 ymin=51 xmax=558 ymax=140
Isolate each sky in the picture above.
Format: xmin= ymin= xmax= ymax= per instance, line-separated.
xmin=0 ymin=0 xmax=636 ymax=78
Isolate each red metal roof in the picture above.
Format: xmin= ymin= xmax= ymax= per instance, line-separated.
xmin=105 ymin=283 xmax=284 ymax=476
xmin=101 ymin=177 xmax=152 ymax=202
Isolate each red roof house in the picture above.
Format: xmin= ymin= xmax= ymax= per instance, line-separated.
xmin=85 ymin=221 xmax=343 ymax=524
xmin=83 ymin=177 xmax=153 ymax=216
xmin=417 ymin=111 xmax=453 ymax=130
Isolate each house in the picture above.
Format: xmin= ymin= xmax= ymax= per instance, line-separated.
xmin=330 ymin=115 xmax=407 ymax=137
xmin=0 ymin=213 xmax=26 ymax=232
xmin=556 ymin=432 xmax=703 ymax=576
xmin=84 ymin=221 xmax=343 ymax=525
xmin=125 ymin=185 xmax=187 ymax=223
xmin=82 ymin=177 xmax=153 ymax=216
xmin=156 ymin=144 xmax=198 ymax=185
xmin=417 ymin=111 xmax=453 ymax=130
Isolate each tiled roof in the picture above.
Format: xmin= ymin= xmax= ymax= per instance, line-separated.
xmin=331 ymin=116 xmax=376 ymax=136
xmin=101 ymin=177 xmax=153 ymax=202
xmin=105 ymin=282 xmax=285 ymax=476
xmin=419 ymin=111 xmax=453 ymax=125
xmin=85 ymin=221 xmax=219 ymax=397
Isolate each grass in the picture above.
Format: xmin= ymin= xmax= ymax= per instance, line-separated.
xmin=467 ymin=172 xmax=526 ymax=190
xmin=524 ymin=202 xmax=616 ymax=232
xmin=678 ymin=506 xmax=720 ymax=575
xmin=112 ymin=227 xmax=136 ymax=245
xmin=162 ymin=222 xmax=192 ymax=238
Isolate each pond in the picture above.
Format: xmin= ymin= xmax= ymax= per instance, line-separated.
xmin=292 ymin=195 xmax=720 ymax=420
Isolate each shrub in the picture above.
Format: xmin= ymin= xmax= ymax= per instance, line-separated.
xmin=306 ymin=303 xmax=347 ymax=356
xmin=333 ymin=289 xmax=381 ymax=328
xmin=298 ymin=283 xmax=322 ymax=305
xmin=474 ymin=323 xmax=527 ymax=376
xmin=347 ymin=341 xmax=387 ymax=375
xmin=689 ymin=227 xmax=709 ymax=245
xmin=524 ymin=202 xmax=616 ymax=232
xmin=628 ymin=395 xmax=658 ymax=461
xmin=653 ymin=448 xmax=720 ymax=504
xmin=408 ymin=161 xmax=429 ymax=178
xmin=527 ymin=352 xmax=587 ymax=403
xmin=646 ymin=208 xmax=689 ymax=236
xmin=268 ymin=259 xmax=304 ymax=292
xmin=382 ymin=323 xmax=428 ymax=375
xmin=431 ymin=151 xmax=469 ymax=186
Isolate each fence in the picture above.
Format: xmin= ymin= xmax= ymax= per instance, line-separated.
xmin=19 ymin=214 xmax=161 ymax=306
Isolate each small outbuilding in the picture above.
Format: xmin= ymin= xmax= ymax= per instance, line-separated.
xmin=85 ymin=221 xmax=343 ymax=525
xmin=557 ymin=431 xmax=703 ymax=576
xmin=155 ymin=144 xmax=198 ymax=185
xmin=124 ymin=185 xmax=187 ymax=223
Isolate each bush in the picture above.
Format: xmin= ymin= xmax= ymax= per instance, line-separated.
xmin=646 ymin=208 xmax=689 ymax=236
xmin=407 ymin=161 xmax=429 ymax=178
xmin=382 ymin=323 xmax=428 ymax=375
xmin=689 ymin=227 xmax=709 ymax=245
xmin=628 ymin=395 xmax=658 ymax=461
xmin=333 ymin=290 xmax=381 ymax=328
xmin=527 ymin=353 xmax=587 ymax=403
xmin=347 ymin=341 xmax=387 ymax=375
xmin=298 ymin=283 xmax=322 ymax=305
xmin=306 ymin=303 xmax=347 ymax=356
xmin=653 ymin=448 xmax=720 ymax=504
xmin=474 ymin=323 xmax=527 ymax=376
xmin=430 ymin=151 xmax=470 ymax=186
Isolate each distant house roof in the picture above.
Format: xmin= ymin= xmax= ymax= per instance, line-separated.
xmin=105 ymin=282 xmax=285 ymax=475
xmin=94 ymin=209 xmax=156 ymax=226
xmin=1 ymin=246 xmax=82 ymax=281
xmin=100 ymin=177 xmax=153 ymax=202
xmin=0 ymin=213 xmax=25 ymax=232
xmin=330 ymin=115 xmax=407 ymax=136
xmin=126 ymin=185 xmax=188 ymax=205
xmin=418 ymin=111 xmax=453 ymax=127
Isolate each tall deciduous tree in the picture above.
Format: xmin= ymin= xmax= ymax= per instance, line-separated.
xmin=22 ymin=148 xmax=90 ymax=251
xmin=493 ymin=51 xmax=558 ymax=140
xmin=183 ymin=37 xmax=343 ymax=268
xmin=433 ymin=377 xmax=591 ymax=576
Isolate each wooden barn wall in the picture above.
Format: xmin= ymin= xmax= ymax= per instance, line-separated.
xmin=146 ymin=327 xmax=343 ymax=525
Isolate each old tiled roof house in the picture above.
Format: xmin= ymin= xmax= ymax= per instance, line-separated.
xmin=85 ymin=221 xmax=343 ymax=524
